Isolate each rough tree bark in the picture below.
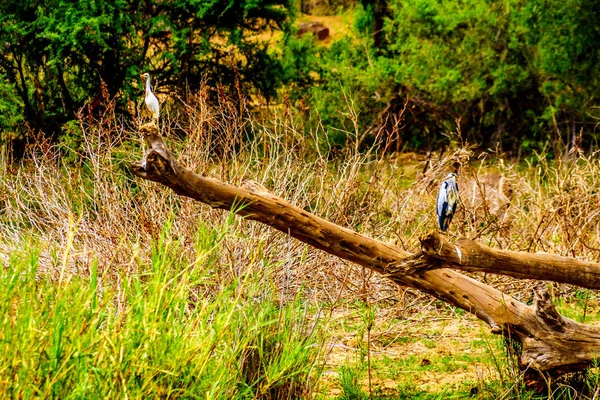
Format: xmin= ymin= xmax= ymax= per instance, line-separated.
xmin=131 ymin=123 xmax=600 ymax=388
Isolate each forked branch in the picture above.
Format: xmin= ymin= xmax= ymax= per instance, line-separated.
xmin=131 ymin=123 xmax=600 ymax=380
xmin=420 ymin=232 xmax=600 ymax=289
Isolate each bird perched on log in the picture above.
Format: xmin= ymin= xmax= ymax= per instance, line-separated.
xmin=436 ymin=173 xmax=458 ymax=232
xmin=140 ymin=72 xmax=159 ymax=122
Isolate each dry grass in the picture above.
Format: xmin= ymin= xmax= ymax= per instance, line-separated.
xmin=2 ymin=88 xmax=600 ymax=398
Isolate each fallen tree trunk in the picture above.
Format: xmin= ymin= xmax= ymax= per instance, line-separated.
xmin=131 ymin=123 xmax=600 ymax=387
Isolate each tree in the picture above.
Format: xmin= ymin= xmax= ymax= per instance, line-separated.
xmin=132 ymin=121 xmax=600 ymax=390
xmin=385 ymin=0 xmax=600 ymax=151
xmin=0 ymin=0 xmax=293 ymax=145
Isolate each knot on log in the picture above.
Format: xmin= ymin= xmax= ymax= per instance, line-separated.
xmin=131 ymin=149 xmax=176 ymax=183
xmin=140 ymin=122 xmax=159 ymax=137
xmin=420 ymin=231 xmax=464 ymax=264
xmin=242 ymin=180 xmax=271 ymax=195
xmin=131 ymin=123 xmax=180 ymax=182
xmin=420 ymin=231 xmax=445 ymax=255
xmin=533 ymin=284 xmax=565 ymax=331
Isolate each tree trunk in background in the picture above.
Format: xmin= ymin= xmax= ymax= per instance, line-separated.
xmin=131 ymin=122 xmax=600 ymax=390
xmin=360 ymin=0 xmax=387 ymax=50
xmin=373 ymin=0 xmax=386 ymax=50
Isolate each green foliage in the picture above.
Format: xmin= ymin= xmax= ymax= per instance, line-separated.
xmin=284 ymin=0 xmax=600 ymax=154
xmin=0 ymin=0 xmax=293 ymax=142
xmin=0 ymin=74 xmax=24 ymax=139
xmin=0 ymin=222 xmax=323 ymax=398
xmin=382 ymin=0 xmax=537 ymax=149
xmin=58 ymin=120 xmax=84 ymax=165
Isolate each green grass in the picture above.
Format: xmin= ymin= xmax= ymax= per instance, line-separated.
xmin=555 ymin=292 xmax=600 ymax=324
xmin=0 ymin=221 xmax=324 ymax=398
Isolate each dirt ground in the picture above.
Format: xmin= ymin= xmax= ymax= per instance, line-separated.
xmin=317 ymin=308 xmax=508 ymax=398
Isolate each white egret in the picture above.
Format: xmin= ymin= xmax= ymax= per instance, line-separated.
xmin=140 ymin=72 xmax=159 ymax=121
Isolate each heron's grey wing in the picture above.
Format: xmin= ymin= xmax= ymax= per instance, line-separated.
xmin=436 ymin=182 xmax=447 ymax=218
xmin=450 ymin=180 xmax=458 ymax=214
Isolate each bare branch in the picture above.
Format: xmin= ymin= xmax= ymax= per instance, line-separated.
xmin=420 ymin=232 xmax=600 ymax=289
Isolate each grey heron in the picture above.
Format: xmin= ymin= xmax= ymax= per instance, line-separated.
xmin=436 ymin=173 xmax=458 ymax=232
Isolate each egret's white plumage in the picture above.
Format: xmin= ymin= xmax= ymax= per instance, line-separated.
xmin=436 ymin=173 xmax=459 ymax=232
xmin=140 ymin=72 xmax=159 ymax=121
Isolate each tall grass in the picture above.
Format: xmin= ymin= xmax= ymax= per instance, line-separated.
xmin=0 ymin=219 xmax=324 ymax=398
